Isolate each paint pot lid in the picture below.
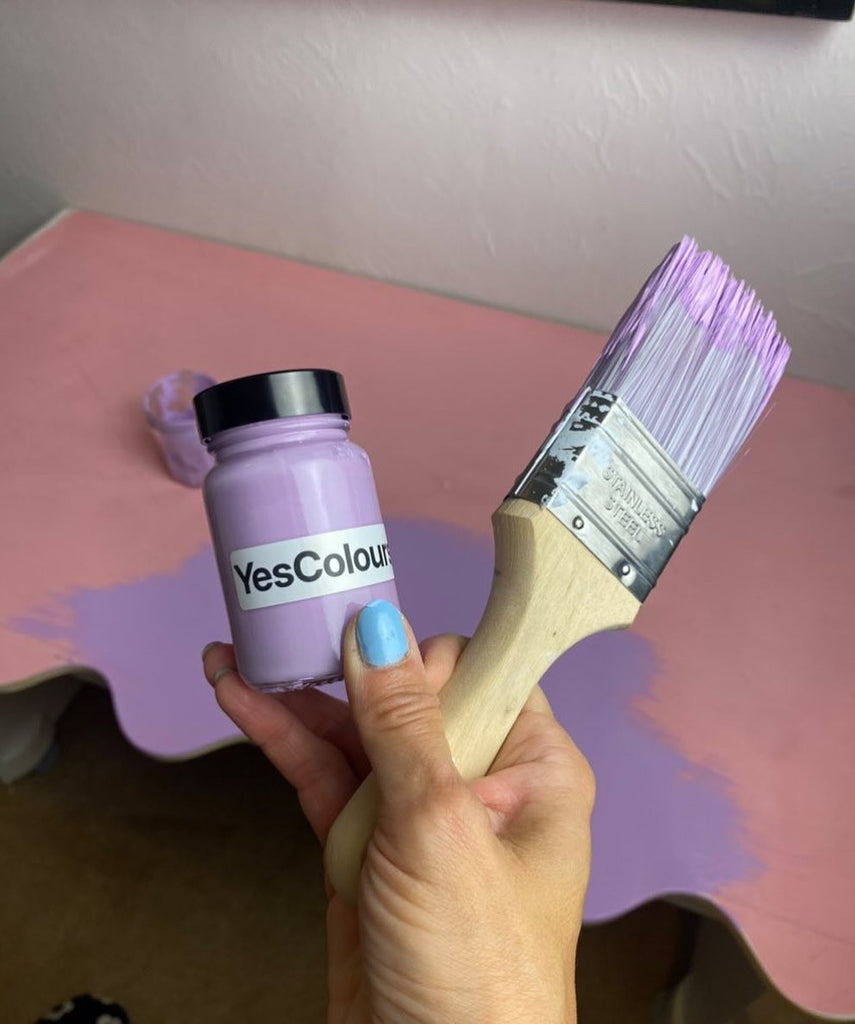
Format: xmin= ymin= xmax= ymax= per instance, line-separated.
xmin=194 ymin=369 xmax=350 ymax=440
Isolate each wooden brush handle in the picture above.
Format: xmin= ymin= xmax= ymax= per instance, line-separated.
xmin=325 ymin=498 xmax=641 ymax=903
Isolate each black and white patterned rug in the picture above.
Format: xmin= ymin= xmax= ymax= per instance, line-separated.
xmin=35 ymin=994 xmax=129 ymax=1024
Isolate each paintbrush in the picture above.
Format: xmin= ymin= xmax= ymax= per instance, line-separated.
xmin=325 ymin=237 xmax=790 ymax=903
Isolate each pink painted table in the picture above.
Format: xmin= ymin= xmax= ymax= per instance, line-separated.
xmin=2 ymin=212 xmax=853 ymax=1018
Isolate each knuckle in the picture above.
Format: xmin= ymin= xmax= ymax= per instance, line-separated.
xmin=365 ymin=679 xmax=442 ymax=737
xmin=542 ymin=742 xmax=596 ymax=814
xmin=421 ymin=773 xmax=470 ymax=819
xmin=566 ymin=749 xmax=596 ymax=813
xmin=253 ymin=714 xmax=296 ymax=761
xmin=400 ymin=778 xmax=480 ymax=857
xmin=545 ymin=723 xmax=597 ymax=810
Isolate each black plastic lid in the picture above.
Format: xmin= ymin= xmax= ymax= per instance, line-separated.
xmin=194 ymin=369 xmax=350 ymax=441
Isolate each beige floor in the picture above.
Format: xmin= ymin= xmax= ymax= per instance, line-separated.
xmin=0 ymin=684 xmax=824 ymax=1023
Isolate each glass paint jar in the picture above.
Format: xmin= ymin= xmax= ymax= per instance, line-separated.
xmin=143 ymin=370 xmax=216 ymax=487
xmin=194 ymin=369 xmax=398 ymax=692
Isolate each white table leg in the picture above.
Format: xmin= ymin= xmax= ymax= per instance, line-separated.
xmin=658 ymin=915 xmax=768 ymax=1024
xmin=0 ymin=676 xmax=81 ymax=783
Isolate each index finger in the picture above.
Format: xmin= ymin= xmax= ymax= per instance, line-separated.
xmin=202 ymin=642 xmax=361 ymax=843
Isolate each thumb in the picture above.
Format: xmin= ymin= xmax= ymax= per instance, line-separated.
xmin=342 ymin=600 xmax=458 ymax=808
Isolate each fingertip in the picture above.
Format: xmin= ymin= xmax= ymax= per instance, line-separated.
xmin=202 ymin=641 xmax=238 ymax=688
xmin=341 ymin=605 xmax=421 ymax=697
xmin=419 ymin=634 xmax=469 ymax=693
xmin=211 ymin=663 xmax=260 ymax=725
xmin=355 ymin=600 xmax=409 ymax=668
xmin=524 ymin=685 xmax=555 ymax=719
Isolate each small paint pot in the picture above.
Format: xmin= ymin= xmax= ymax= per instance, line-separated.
xmin=143 ymin=371 xmax=216 ymax=487
xmin=194 ymin=369 xmax=399 ymax=692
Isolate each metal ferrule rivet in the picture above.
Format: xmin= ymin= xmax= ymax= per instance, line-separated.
xmin=510 ymin=390 xmax=703 ymax=602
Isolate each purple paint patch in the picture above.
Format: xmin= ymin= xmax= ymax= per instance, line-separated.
xmin=11 ymin=520 xmax=494 ymax=759
xmin=13 ymin=517 xmax=755 ymax=908
xmin=541 ymin=631 xmax=758 ymax=918
xmin=14 ymin=546 xmax=233 ymax=758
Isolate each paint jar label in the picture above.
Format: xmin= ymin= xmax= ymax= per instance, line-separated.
xmin=230 ymin=524 xmax=394 ymax=610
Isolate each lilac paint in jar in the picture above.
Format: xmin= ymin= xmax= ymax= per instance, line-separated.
xmin=194 ymin=370 xmax=399 ymax=692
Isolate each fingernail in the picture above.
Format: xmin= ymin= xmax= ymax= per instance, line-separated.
xmin=211 ymin=666 xmax=236 ymax=685
xmin=356 ymin=600 xmax=408 ymax=668
xmin=201 ymin=641 xmax=221 ymax=660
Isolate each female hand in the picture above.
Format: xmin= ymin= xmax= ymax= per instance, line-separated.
xmin=202 ymin=601 xmax=594 ymax=1024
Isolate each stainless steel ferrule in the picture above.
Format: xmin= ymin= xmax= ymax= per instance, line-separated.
xmin=511 ymin=389 xmax=703 ymax=601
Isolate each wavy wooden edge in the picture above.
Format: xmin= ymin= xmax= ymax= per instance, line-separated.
xmin=1 ymin=663 xmax=107 ymax=695
xmin=591 ymin=892 xmax=846 ymax=1022
xmin=2 ymin=669 xmax=846 ymax=1016
xmin=0 ymin=664 xmax=250 ymax=764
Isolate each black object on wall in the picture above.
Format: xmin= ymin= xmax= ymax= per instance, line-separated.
xmin=629 ymin=0 xmax=852 ymax=18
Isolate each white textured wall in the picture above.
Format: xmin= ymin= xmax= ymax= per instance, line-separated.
xmin=1 ymin=0 xmax=853 ymax=386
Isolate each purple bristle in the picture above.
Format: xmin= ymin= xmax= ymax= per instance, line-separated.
xmin=584 ymin=237 xmax=790 ymax=495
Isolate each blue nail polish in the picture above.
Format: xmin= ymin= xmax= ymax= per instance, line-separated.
xmin=356 ymin=600 xmax=408 ymax=667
